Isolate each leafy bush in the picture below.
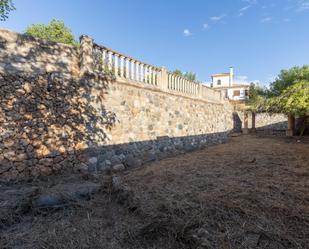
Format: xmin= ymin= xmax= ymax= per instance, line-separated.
xmin=25 ymin=19 xmax=79 ymax=46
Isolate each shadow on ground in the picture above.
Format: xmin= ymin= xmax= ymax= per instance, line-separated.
xmin=1 ymin=134 xmax=308 ymax=249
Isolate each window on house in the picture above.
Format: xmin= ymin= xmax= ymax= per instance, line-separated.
xmin=217 ymin=80 xmax=221 ymax=85
xmin=233 ymin=90 xmax=240 ymax=96
xmin=210 ymin=83 xmax=213 ymax=87
xmin=245 ymin=90 xmax=249 ymax=96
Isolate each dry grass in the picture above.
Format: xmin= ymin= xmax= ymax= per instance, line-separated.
xmin=1 ymin=134 xmax=308 ymax=249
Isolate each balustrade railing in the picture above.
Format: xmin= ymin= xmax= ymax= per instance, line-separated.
xmin=93 ymin=43 xmax=160 ymax=86
xmin=80 ymin=36 xmax=223 ymax=103
xmin=167 ymin=73 xmax=200 ymax=96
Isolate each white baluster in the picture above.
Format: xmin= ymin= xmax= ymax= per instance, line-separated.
xmin=120 ymin=56 xmax=125 ymax=77
xmin=131 ymin=60 xmax=135 ymax=80
xmin=125 ymin=58 xmax=130 ymax=79
xmin=148 ymin=67 xmax=152 ymax=84
xmin=107 ymin=51 xmax=113 ymax=71
xmin=136 ymin=62 xmax=140 ymax=82
xmin=153 ymin=68 xmax=157 ymax=85
xmin=173 ymin=75 xmax=177 ymax=90
xmin=168 ymin=74 xmax=171 ymax=89
xmin=176 ymin=76 xmax=180 ymax=91
xmin=180 ymin=79 xmax=186 ymax=92
xmin=114 ymin=54 xmax=119 ymax=76
xmin=185 ymin=80 xmax=189 ymax=93
xmin=140 ymin=64 xmax=144 ymax=82
xmin=101 ymin=49 xmax=106 ymax=67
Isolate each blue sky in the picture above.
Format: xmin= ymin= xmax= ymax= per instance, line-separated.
xmin=1 ymin=0 xmax=309 ymax=86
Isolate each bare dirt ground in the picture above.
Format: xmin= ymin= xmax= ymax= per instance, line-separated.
xmin=1 ymin=134 xmax=309 ymax=249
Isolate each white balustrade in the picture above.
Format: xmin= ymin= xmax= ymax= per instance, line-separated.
xmin=125 ymin=59 xmax=130 ymax=79
xmin=131 ymin=60 xmax=135 ymax=80
xmin=114 ymin=54 xmax=119 ymax=76
xmin=179 ymin=78 xmax=185 ymax=92
xmin=120 ymin=56 xmax=125 ymax=77
xmin=102 ymin=49 xmax=107 ymax=66
xmin=91 ymin=43 xmax=223 ymax=103
xmin=108 ymin=51 xmax=113 ymax=71
xmin=148 ymin=66 xmax=153 ymax=84
xmin=140 ymin=64 xmax=145 ymax=82
xmin=136 ymin=62 xmax=140 ymax=82
xmin=153 ymin=68 xmax=158 ymax=86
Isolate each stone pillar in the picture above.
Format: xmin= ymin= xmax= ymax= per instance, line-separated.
xmin=159 ymin=67 xmax=168 ymax=91
xmin=79 ymin=35 xmax=94 ymax=76
xmin=198 ymin=83 xmax=203 ymax=98
xmin=242 ymin=112 xmax=249 ymax=134
xmin=251 ymin=112 xmax=256 ymax=133
xmin=286 ymin=114 xmax=295 ymax=136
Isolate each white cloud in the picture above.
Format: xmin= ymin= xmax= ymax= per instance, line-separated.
xmin=260 ymin=17 xmax=272 ymax=23
xmin=235 ymin=75 xmax=260 ymax=85
xmin=203 ymin=23 xmax=210 ymax=29
xmin=238 ymin=5 xmax=251 ymax=16
xmin=296 ymin=0 xmax=309 ymax=12
xmin=210 ymin=14 xmax=226 ymax=22
xmin=283 ymin=18 xmax=291 ymax=22
xmin=183 ymin=29 xmax=192 ymax=37
xmin=239 ymin=5 xmax=251 ymax=12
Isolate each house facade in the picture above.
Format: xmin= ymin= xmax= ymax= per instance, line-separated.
xmin=210 ymin=67 xmax=250 ymax=101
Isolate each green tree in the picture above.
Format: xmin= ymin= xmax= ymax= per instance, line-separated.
xmin=247 ymin=83 xmax=268 ymax=112
xmin=184 ymin=72 xmax=196 ymax=81
xmin=266 ymin=81 xmax=309 ymax=116
xmin=248 ymin=66 xmax=309 ymax=134
xmin=25 ymin=19 xmax=79 ymax=46
xmin=269 ymin=65 xmax=309 ymax=96
xmin=0 ymin=0 xmax=15 ymax=21
xmin=172 ymin=69 xmax=183 ymax=77
xmin=171 ymin=69 xmax=197 ymax=81
xmin=249 ymin=66 xmax=309 ymax=115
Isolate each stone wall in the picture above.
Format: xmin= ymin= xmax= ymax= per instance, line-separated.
xmin=0 ymin=72 xmax=234 ymax=178
xmin=233 ymin=112 xmax=288 ymax=132
xmin=0 ymin=73 xmax=111 ymax=177
xmin=0 ymin=28 xmax=79 ymax=76
xmin=254 ymin=113 xmax=288 ymax=130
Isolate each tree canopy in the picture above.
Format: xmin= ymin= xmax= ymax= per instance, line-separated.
xmin=171 ymin=69 xmax=197 ymax=82
xmin=269 ymin=65 xmax=309 ymax=97
xmin=249 ymin=65 xmax=309 ymax=117
xmin=266 ymin=81 xmax=309 ymax=116
xmin=0 ymin=0 xmax=15 ymax=21
xmin=25 ymin=19 xmax=79 ymax=46
xmin=247 ymin=83 xmax=265 ymax=112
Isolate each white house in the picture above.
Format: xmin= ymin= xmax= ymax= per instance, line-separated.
xmin=210 ymin=67 xmax=250 ymax=101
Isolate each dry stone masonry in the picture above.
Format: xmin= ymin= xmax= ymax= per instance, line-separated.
xmin=0 ymin=29 xmax=286 ymax=178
